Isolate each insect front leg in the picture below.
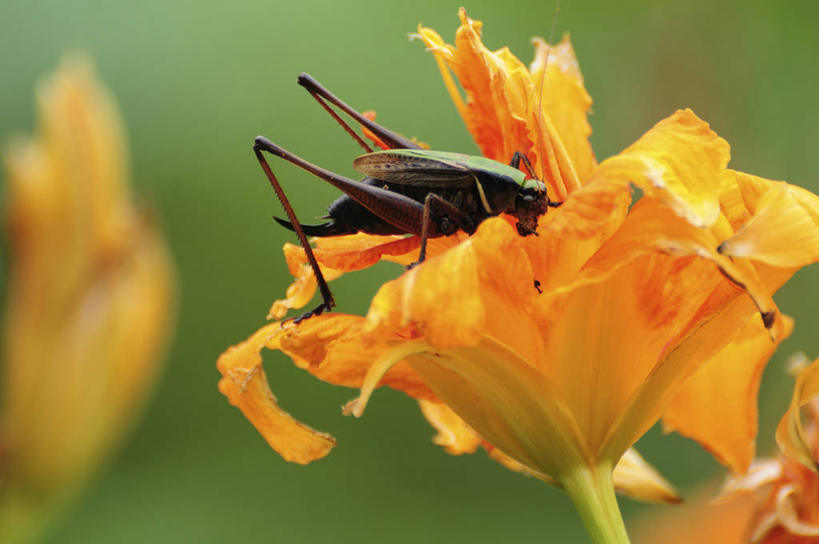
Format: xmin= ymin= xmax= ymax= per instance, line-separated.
xmin=510 ymin=150 xmax=563 ymax=210
xmin=509 ymin=151 xmax=537 ymax=178
xmin=411 ymin=193 xmax=475 ymax=268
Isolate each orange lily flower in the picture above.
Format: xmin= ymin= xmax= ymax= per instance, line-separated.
xmin=634 ymin=355 xmax=819 ymax=544
xmin=219 ymin=9 xmax=819 ymax=541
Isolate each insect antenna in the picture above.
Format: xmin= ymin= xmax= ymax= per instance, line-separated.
xmin=534 ymin=0 xmax=562 ymax=199
xmin=536 ymin=0 xmax=562 ymax=118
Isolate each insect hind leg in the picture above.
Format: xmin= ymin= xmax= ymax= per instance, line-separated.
xmin=298 ymin=73 xmax=423 ymax=151
xmin=253 ymin=137 xmax=335 ymax=323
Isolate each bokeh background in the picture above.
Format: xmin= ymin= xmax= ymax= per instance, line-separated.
xmin=1 ymin=0 xmax=818 ymax=542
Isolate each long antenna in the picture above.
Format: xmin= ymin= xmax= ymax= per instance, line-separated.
xmin=536 ymin=0 xmax=562 ymax=116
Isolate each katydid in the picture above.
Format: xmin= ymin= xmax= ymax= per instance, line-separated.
xmin=253 ymin=73 xmax=561 ymax=323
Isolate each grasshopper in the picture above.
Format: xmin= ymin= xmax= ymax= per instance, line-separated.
xmin=253 ymin=73 xmax=561 ymax=322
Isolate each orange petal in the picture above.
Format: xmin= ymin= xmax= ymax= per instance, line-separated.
xmin=607 ymin=280 xmax=774 ymax=463
xmin=766 ymin=484 xmax=819 ymax=539
xmin=718 ymin=173 xmax=819 ymax=268
xmin=270 ymin=233 xmax=471 ymax=319
xmin=530 ymin=35 xmax=597 ymax=184
xmin=368 ymin=217 xmax=547 ymax=363
xmin=313 ymin=234 xmax=420 ymax=269
xmin=718 ymin=168 xmax=770 ymax=231
xmin=719 ymin=458 xmax=782 ymax=499
xmin=345 ymin=330 xmax=585 ymax=479
xmin=541 ymin=174 xmax=631 ymax=239
xmin=663 ymin=314 xmax=794 ymax=473
xmin=612 ymin=448 xmax=681 ymax=504
xmin=566 ymin=199 xmax=781 ymax=336
xmin=268 ymin=243 xmax=343 ymax=319
xmin=632 ymin=487 xmax=757 ymax=544
xmin=417 ymin=400 xmax=481 ymax=455
xmin=543 ymin=252 xmax=729 ymax=457
xmin=416 ymin=9 xmax=585 ymax=200
xmin=361 ymin=111 xmax=429 ymax=151
xmin=590 ymin=109 xmax=730 ymax=227
xmin=360 ymin=110 xmax=391 ymax=151
xmin=217 ymin=323 xmax=336 ymax=464
xmin=218 ymin=315 xmax=443 ymax=464
xmin=775 ymin=356 xmax=819 ymax=471
xmin=275 ymin=314 xmax=436 ymax=401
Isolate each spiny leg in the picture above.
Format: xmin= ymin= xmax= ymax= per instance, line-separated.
xmin=253 ymin=140 xmax=335 ymax=323
xmin=298 ymin=73 xmax=422 ymax=151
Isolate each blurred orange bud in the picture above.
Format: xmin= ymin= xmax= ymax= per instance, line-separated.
xmin=0 ymin=56 xmax=175 ymax=541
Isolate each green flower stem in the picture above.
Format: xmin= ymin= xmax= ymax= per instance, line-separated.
xmin=559 ymin=462 xmax=631 ymax=544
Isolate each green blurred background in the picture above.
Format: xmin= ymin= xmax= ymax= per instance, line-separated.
xmin=1 ymin=0 xmax=818 ymax=542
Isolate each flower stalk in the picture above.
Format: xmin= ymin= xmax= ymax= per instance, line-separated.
xmin=560 ymin=462 xmax=631 ymax=544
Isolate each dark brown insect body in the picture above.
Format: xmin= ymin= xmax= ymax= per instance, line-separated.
xmin=254 ymin=74 xmax=560 ymax=322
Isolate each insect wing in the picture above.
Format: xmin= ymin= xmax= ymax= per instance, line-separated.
xmin=353 ymin=151 xmax=475 ymax=187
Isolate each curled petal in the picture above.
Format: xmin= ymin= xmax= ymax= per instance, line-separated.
xmin=591 ymin=109 xmax=730 ymax=228
xmin=718 ymin=168 xmax=772 ymax=230
xmin=775 ymin=356 xmax=819 ymax=471
xmin=718 ymin=174 xmax=819 ymax=267
xmin=218 ymin=315 xmax=441 ymax=464
xmin=217 ymin=323 xmax=336 ymax=464
xmin=751 ymin=484 xmax=819 ymax=541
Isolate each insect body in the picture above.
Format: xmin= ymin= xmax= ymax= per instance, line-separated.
xmin=254 ymin=73 xmax=560 ymax=322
